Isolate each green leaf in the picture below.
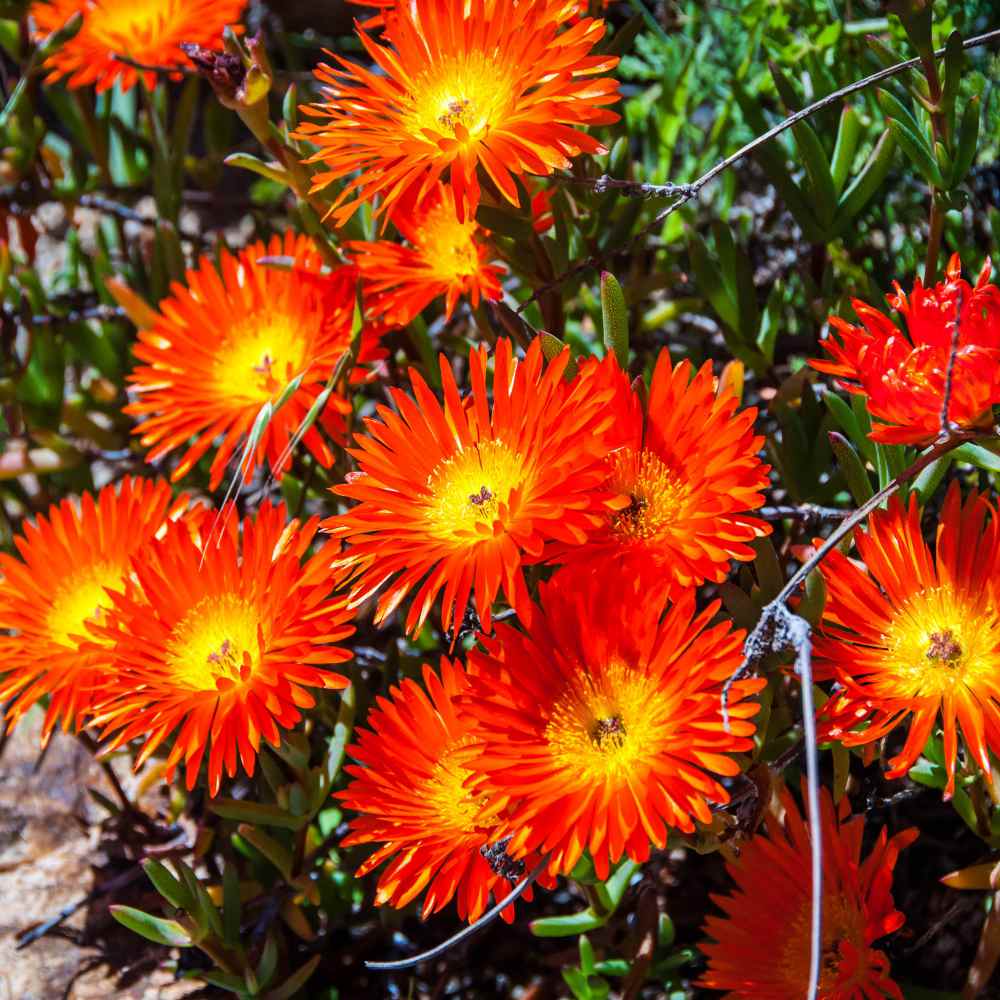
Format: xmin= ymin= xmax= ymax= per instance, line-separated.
xmin=829 ymin=431 xmax=874 ymax=505
xmin=531 ymin=909 xmax=607 ymax=937
xmin=222 ymin=863 xmax=241 ymax=950
xmin=952 ymin=441 xmax=1000 ymax=472
xmin=600 ymin=272 xmax=629 ymax=368
xmin=260 ymin=955 xmax=321 ymax=1000
xmin=237 ymin=824 xmax=294 ymax=880
xmin=209 ymin=798 xmax=307 ymax=830
xmin=791 ymin=117 xmax=837 ymax=228
xmin=604 ymin=858 xmax=639 ymax=908
xmin=886 ymin=117 xmax=943 ymax=189
xmin=798 ymin=570 xmax=827 ymax=627
xmin=950 ymin=96 xmax=981 ymax=188
xmin=835 ymin=128 xmax=897 ymax=225
xmin=142 ymin=860 xmax=191 ymax=911
xmin=225 ymin=151 xmax=290 ymax=187
xmin=579 ymin=934 xmax=596 ymax=975
xmin=830 ymin=105 xmax=861 ymax=197
xmin=110 ymin=906 xmax=192 ymax=948
xmin=257 ymin=934 xmax=279 ymax=990
xmin=538 ymin=332 xmax=578 ymax=379
xmin=751 ymin=536 xmax=784 ymax=602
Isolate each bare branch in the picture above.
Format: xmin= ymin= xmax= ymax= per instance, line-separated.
xmin=366 ymin=855 xmax=549 ymax=972
xmin=940 ymin=287 xmax=965 ymax=439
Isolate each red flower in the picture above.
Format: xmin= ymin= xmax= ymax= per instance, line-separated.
xmin=700 ymin=785 xmax=916 ymax=1000
xmin=811 ymin=256 xmax=1000 ymax=444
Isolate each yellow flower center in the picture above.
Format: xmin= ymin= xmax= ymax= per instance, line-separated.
xmin=414 ymin=198 xmax=481 ymax=283
xmin=85 ymin=0 xmax=185 ymax=46
xmin=404 ymin=54 xmax=515 ymax=143
xmin=780 ymin=892 xmax=866 ymax=994
xmin=882 ymin=585 xmax=999 ymax=698
xmin=608 ymin=448 xmax=690 ymax=541
xmin=425 ymin=440 xmax=525 ymax=539
xmin=213 ymin=313 xmax=307 ymax=405
xmin=545 ymin=661 xmax=660 ymax=783
xmin=166 ymin=594 xmax=263 ymax=692
xmin=46 ymin=561 xmax=122 ymax=648
xmin=420 ymin=736 xmax=484 ymax=834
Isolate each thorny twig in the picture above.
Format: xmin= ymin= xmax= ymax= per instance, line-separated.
xmin=553 ymin=174 xmax=695 ymax=200
xmin=519 ymin=27 xmax=1000 ymax=313
xmin=940 ymin=287 xmax=965 ymax=438
xmin=759 ymin=503 xmax=851 ymax=522
xmin=365 ymin=855 xmax=550 ymax=972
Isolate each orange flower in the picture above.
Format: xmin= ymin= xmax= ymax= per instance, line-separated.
xmin=555 ymin=350 xmax=770 ymax=589
xmin=325 ymin=338 xmax=622 ymax=636
xmin=127 ymin=233 xmax=379 ymax=490
xmin=811 ymin=256 xmax=1000 ymax=444
xmin=814 ymin=483 xmax=1000 ymax=799
xmin=295 ymin=0 xmax=620 ymax=225
xmin=338 ymin=658 xmax=545 ymax=922
xmin=349 ymin=183 xmax=503 ymax=326
xmin=463 ymin=568 xmax=764 ymax=879
xmin=31 ymin=0 xmax=247 ymax=93
xmin=699 ymin=785 xmax=916 ymax=1000
xmin=91 ymin=502 xmax=353 ymax=796
xmin=0 ymin=478 xmax=187 ymax=743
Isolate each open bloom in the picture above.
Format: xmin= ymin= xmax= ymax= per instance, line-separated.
xmin=556 ymin=350 xmax=770 ymax=590
xmin=31 ymin=0 xmax=247 ymax=93
xmin=339 ymin=658 xmax=544 ymax=922
xmin=326 ymin=338 xmax=623 ymax=635
xmin=349 ymin=183 xmax=503 ymax=326
xmin=295 ymin=0 xmax=620 ymax=225
xmin=91 ymin=502 xmax=353 ymax=796
xmin=699 ymin=786 xmax=916 ymax=1000
xmin=811 ymin=256 xmax=1000 ymax=444
xmin=463 ymin=567 xmax=764 ymax=879
xmin=0 ymin=478 xmax=186 ymax=743
xmin=814 ymin=484 xmax=1000 ymax=799
xmin=127 ymin=233 xmax=379 ymax=490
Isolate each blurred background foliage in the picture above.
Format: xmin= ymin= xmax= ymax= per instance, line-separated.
xmin=3 ymin=0 xmax=1000 ymax=997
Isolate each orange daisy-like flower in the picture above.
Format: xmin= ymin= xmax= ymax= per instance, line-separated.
xmin=811 ymin=255 xmax=1000 ymax=445
xmin=326 ymin=338 xmax=622 ymax=636
xmin=31 ymin=0 xmax=247 ymax=94
xmin=349 ymin=183 xmax=503 ymax=327
xmin=556 ymin=350 xmax=770 ymax=589
xmin=0 ymin=478 xmax=186 ymax=743
xmin=339 ymin=658 xmax=545 ymax=922
xmin=91 ymin=502 xmax=354 ymax=796
xmin=699 ymin=785 xmax=916 ymax=1000
xmin=295 ymin=0 xmax=620 ymax=225
xmin=127 ymin=233 xmax=378 ymax=491
xmin=463 ymin=568 xmax=764 ymax=879
xmin=814 ymin=483 xmax=1000 ymax=800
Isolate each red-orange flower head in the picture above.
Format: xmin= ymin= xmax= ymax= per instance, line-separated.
xmin=811 ymin=256 xmax=1000 ymax=445
xmin=463 ymin=567 xmax=764 ymax=879
xmin=127 ymin=233 xmax=380 ymax=491
xmin=295 ymin=0 xmax=620 ymax=226
xmin=31 ymin=0 xmax=247 ymax=93
xmin=556 ymin=350 xmax=771 ymax=590
xmin=0 ymin=478 xmax=187 ymax=743
xmin=325 ymin=338 xmax=623 ymax=636
xmin=339 ymin=658 xmax=546 ymax=922
xmin=814 ymin=483 xmax=1000 ymax=800
xmin=348 ymin=182 xmax=503 ymax=327
xmin=91 ymin=502 xmax=354 ymax=796
xmin=699 ymin=785 xmax=916 ymax=1000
